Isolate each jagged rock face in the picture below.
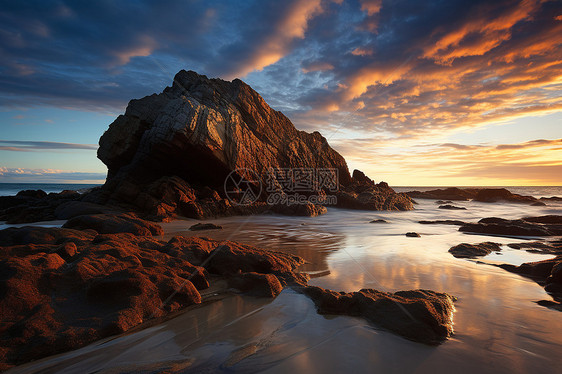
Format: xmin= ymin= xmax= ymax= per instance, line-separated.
xmin=98 ymin=70 xmax=351 ymax=187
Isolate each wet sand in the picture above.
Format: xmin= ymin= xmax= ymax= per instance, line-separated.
xmin=5 ymin=199 xmax=562 ymax=373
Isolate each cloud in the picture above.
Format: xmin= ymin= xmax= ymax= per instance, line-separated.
xmin=0 ymin=140 xmax=98 ymax=151
xmin=0 ymin=0 xmax=560 ymax=146
xmin=0 ymin=166 xmax=105 ymax=183
xmin=218 ymin=0 xmax=327 ymax=79
xmin=331 ymin=136 xmax=562 ymax=185
xmin=301 ymin=61 xmax=334 ymax=73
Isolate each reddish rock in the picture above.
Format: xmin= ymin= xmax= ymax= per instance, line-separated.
xmin=228 ymin=272 xmax=283 ymax=298
xmin=303 ymin=286 xmax=456 ymax=345
xmin=0 ymin=228 xmax=315 ymax=369
xmin=206 ymin=242 xmax=306 ymax=284
xmin=63 ymin=213 xmax=163 ymax=236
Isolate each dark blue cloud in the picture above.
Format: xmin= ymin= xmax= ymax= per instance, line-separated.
xmin=0 ymin=0 xmax=560 ymax=138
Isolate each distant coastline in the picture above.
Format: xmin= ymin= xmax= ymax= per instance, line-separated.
xmin=0 ymin=183 xmax=102 ymax=196
xmin=1 ymin=183 xmax=560 ymax=199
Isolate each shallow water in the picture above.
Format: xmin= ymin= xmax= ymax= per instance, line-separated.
xmin=6 ymin=196 xmax=562 ymax=373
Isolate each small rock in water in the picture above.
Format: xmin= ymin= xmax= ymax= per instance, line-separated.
xmin=531 ymin=201 xmax=546 ymax=206
xmin=406 ymin=232 xmax=421 ymax=237
xmin=449 ymin=242 xmax=502 ymax=258
xmin=370 ymin=219 xmax=388 ymax=223
xmin=435 ymin=200 xmax=453 ymax=204
xmin=189 ymin=223 xmax=223 ymax=231
xmin=439 ymin=204 xmax=467 ymax=210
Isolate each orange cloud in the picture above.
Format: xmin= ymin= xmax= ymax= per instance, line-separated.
xmin=331 ymin=136 xmax=562 ymax=186
xmin=423 ymin=0 xmax=542 ymax=64
xmin=360 ymin=0 xmax=382 ymax=16
xmin=351 ymin=47 xmax=374 ymax=56
xmin=113 ymin=35 xmax=155 ymax=65
xmin=228 ymin=0 xmax=326 ymax=78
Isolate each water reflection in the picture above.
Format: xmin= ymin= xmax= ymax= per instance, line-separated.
xmin=7 ymin=199 xmax=562 ymax=373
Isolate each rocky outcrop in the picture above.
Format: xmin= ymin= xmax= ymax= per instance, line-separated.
xmin=449 ymin=242 xmax=501 ymax=258
xmin=459 ymin=215 xmax=562 ymax=237
xmin=419 ymin=220 xmax=465 ymax=225
xmin=189 ymin=222 xmax=222 ymax=231
xmin=302 ymin=286 xmax=456 ymax=345
xmin=0 ymin=190 xmax=112 ymax=224
xmin=405 ymin=187 xmax=476 ymax=201
xmin=0 ymin=226 xmax=306 ymax=370
xmin=498 ymin=255 xmax=562 ymax=310
xmin=438 ymin=204 xmax=466 ymax=210
xmin=62 ymin=213 xmax=163 ymax=236
xmin=405 ymin=187 xmax=537 ymax=204
xmin=507 ymin=240 xmax=562 ymax=254
xmin=473 ymin=188 xmax=536 ymax=203
xmin=88 ymin=70 xmax=412 ymax=221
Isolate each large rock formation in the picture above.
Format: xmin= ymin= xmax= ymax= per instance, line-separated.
xmin=87 ymin=70 xmax=412 ymax=220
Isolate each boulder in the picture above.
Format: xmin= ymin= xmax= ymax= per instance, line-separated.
xmin=449 ymin=242 xmax=502 ymax=258
xmin=228 ymin=272 xmax=283 ymax=298
xmin=418 ymin=220 xmax=465 ymax=225
xmin=303 ymin=286 xmax=456 ymax=345
xmin=406 ymin=232 xmax=421 ymax=237
xmin=189 ymin=222 xmax=223 ymax=231
xmin=438 ymin=204 xmax=466 ymax=210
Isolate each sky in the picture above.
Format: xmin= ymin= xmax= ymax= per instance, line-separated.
xmin=0 ymin=0 xmax=561 ymax=186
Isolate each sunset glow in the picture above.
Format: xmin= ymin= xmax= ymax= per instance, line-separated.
xmin=0 ymin=0 xmax=561 ymax=185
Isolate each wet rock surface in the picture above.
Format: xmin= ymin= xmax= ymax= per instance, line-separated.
xmin=405 ymin=187 xmax=537 ymax=204
xmin=0 ymin=224 xmax=307 ymax=370
xmin=438 ymin=204 xmax=466 ymax=210
xmin=419 ymin=220 xmax=465 ymax=225
xmin=507 ymin=240 xmax=562 ymax=254
xmin=63 ymin=213 xmax=164 ymax=236
xmin=449 ymin=242 xmax=502 ymax=258
xmin=498 ymin=255 xmax=562 ymax=311
xmin=302 ymin=286 xmax=456 ymax=345
xmin=459 ymin=215 xmax=562 ymax=237
xmin=189 ymin=222 xmax=223 ymax=231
